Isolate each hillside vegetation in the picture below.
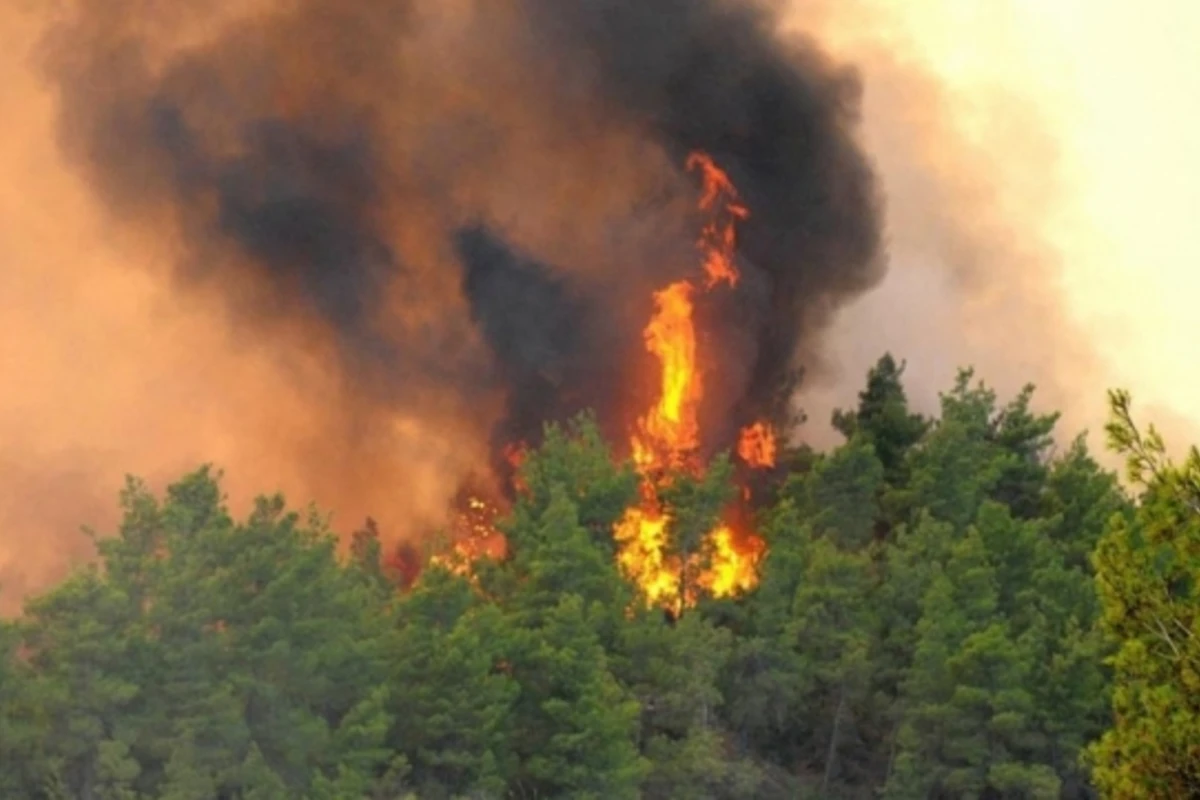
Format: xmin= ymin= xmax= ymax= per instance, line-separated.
xmin=2 ymin=356 xmax=1196 ymax=798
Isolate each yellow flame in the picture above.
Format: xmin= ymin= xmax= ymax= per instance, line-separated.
xmin=613 ymin=152 xmax=766 ymax=612
xmin=641 ymin=280 xmax=701 ymax=459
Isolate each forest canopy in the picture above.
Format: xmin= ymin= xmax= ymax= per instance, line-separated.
xmin=1 ymin=356 xmax=1196 ymax=799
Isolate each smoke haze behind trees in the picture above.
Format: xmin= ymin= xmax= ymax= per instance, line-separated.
xmin=0 ymin=0 xmax=1132 ymax=608
xmin=38 ymin=3 xmax=882 ymax=505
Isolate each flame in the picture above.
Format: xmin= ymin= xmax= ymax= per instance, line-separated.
xmin=686 ymin=151 xmax=750 ymax=288
xmin=699 ymin=525 xmax=766 ymax=597
xmin=614 ymin=505 xmax=676 ymax=606
xmin=430 ymin=495 xmax=507 ymax=577
xmin=737 ymin=421 xmax=777 ymax=468
xmin=430 ymin=447 xmax=525 ymax=579
xmin=641 ymin=280 xmax=701 ymax=461
xmin=503 ymin=442 xmax=528 ymax=469
xmin=428 ymin=152 xmax=767 ymax=612
xmin=503 ymin=442 xmax=530 ymax=495
xmin=614 ymin=152 xmax=766 ymax=614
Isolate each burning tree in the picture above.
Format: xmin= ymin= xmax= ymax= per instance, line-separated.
xmin=438 ymin=153 xmax=779 ymax=614
xmin=613 ymin=153 xmax=771 ymax=614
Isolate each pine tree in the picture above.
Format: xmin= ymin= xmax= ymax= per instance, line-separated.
xmin=887 ymin=530 xmax=1058 ymax=798
xmin=506 ymin=595 xmax=646 ymax=799
xmin=785 ymin=538 xmax=877 ymax=791
xmin=0 ymin=617 xmax=52 ymax=796
xmin=389 ymin=568 xmax=515 ymax=798
xmin=18 ymin=569 xmax=143 ymax=799
xmin=0 ymin=360 xmax=1138 ymax=800
xmin=1088 ymin=390 xmax=1200 ymax=797
xmin=517 ymin=412 xmax=640 ymax=551
xmin=788 ymin=436 xmax=885 ymax=550
xmin=492 ymin=472 xmax=647 ymax=797
xmin=905 ymin=369 xmax=1010 ymax=532
xmin=832 ymin=354 xmax=929 ymax=489
xmin=615 ymin=611 xmax=746 ymax=797
xmin=16 ymin=468 xmax=403 ymax=797
xmin=987 ymin=385 xmax=1059 ymax=519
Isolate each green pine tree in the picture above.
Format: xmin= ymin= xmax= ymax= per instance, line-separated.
xmin=1088 ymin=390 xmax=1200 ymax=797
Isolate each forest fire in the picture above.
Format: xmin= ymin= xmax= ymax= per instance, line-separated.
xmin=687 ymin=152 xmax=749 ymax=289
xmin=613 ymin=152 xmax=769 ymax=613
xmin=737 ymin=422 xmax=777 ymax=469
xmin=442 ymin=153 xmax=772 ymax=612
xmin=35 ymin=0 xmax=886 ymax=616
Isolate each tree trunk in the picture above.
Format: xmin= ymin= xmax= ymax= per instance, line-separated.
xmin=821 ymin=682 xmax=847 ymax=797
xmin=883 ymin=719 xmax=899 ymax=790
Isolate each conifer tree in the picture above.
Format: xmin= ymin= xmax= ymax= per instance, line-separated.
xmin=1089 ymin=390 xmax=1200 ymax=797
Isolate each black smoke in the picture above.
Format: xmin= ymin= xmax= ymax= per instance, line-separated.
xmin=455 ymin=225 xmax=637 ymax=479
xmin=517 ymin=0 xmax=883 ymax=430
xmin=40 ymin=0 xmax=884 ymax=513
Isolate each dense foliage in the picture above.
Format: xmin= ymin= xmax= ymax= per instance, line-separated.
xmin=0 ymin=356 xmax=1195 ymax=798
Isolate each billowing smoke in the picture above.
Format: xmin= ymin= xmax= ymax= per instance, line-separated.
xmin=36 ymin=0 xmax=883 ymax=519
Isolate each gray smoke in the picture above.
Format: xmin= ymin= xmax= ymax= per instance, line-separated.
xmin=40 ymin=0 xmax=885 ymax=510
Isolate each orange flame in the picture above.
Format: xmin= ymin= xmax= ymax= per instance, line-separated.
xmin=430 ymin=496 xmax=507 ymax=578
xmin=503 ymin=442 xmax=528 ymax=469
xmin=686 ymin=151 xmax=750 ymax=288
xmin=699 ymin=525 xmax=766 ymax=597
xmin=428 ymin=153 xmax=767 ymax=611
xmin=737 ymin=421 xmax=777 ymax=468
xmin=640 ymin=280 xmax=701 ymax=462
xmin=614 ymin=152 xmax=765 ymax=614
xmin=503 ymin=441 xmax=530 ymax=494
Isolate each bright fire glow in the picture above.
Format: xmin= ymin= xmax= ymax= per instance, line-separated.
xmin=699 ymin=525 xmax=766 ymax=597
xmin=431 ymin=496 xmax=507 ymax=577
xmin=737 ymin=421 xmax=777 ymax=468
xmin=614 ymin=152 xmax=767 ymax=614
xmin=641 ymin=280 xmax=701 ymax=462
xmin=437 ymin=153 xmax=768 ymax=612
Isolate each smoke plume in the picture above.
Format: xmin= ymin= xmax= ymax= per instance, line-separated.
xmin=9 ymin=0 xmax=1152 ymax=609
xmin=31 ymin=1 xmax=881 ymax=522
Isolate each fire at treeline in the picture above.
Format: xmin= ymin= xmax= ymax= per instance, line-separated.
xmin=436 ymin=153 xmax=773 ymax=613
xmin=7 ymin=0 xmax=1193 ymax=796
xmin=42 ymin=0 xmax=884 ymax=609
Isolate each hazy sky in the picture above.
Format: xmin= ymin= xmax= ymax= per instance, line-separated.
xmin=795 ymin=0 xmax=1200 ymax=444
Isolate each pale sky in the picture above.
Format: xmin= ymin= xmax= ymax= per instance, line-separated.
xmin=961 ymin=0 xmax=1200 ymax=415
xmin=794 ymin=0 xmax=1200 ymax=444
